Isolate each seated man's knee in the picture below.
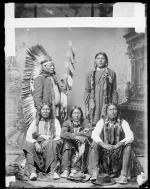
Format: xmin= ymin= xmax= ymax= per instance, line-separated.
xmin=123 ymin=143 xmax=132 ymax=153
xmin=124 ymin=143 xmax=132 ymax=149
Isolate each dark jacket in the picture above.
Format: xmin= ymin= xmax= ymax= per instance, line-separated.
xmin=60 ymin=119 xmax=92 ymax=141
xmin=33 ymin=73 xmax=54 ymax=111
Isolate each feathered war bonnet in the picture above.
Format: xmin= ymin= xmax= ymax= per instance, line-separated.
xmin=21 ymin=45 xmax=54 ymax=130
xmin=26 ymin=45 xmax=53 ymax=79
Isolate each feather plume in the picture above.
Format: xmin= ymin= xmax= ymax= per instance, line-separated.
xmin=21 ymin=45 xmax=52 ymax=129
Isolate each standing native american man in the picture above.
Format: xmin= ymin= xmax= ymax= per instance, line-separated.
xmin=84 ymin=52 xmax=118 ymax=127
xmin=21 ymin=44 xmax=67 ymax=130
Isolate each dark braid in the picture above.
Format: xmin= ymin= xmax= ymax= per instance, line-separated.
xmin=91 ymin=52 xmax=109 ymax=95
xmin=90 ymin=67 xmax=96 ymax=98
xmin=89 ymin=52 xmax=109 ymax=125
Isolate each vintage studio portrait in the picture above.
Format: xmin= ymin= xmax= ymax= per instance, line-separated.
xmin=5 ymin=4 xmax=147 ymax=187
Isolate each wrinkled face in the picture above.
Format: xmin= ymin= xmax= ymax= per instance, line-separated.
xmin=107 ymin=105 xmax=118 ymax=120
xmin=72 ymin=108 xmax=81 ymax=122
xmin=95 ymin=54 xmax=107 ymax=68
xmin=42 ymin=61 xmax=55 ymax=74
xmin=41 ymin=104 xmax=51 ymax=118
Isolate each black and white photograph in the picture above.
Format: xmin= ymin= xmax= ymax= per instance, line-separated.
xmin=5 ymin=3 xmax=148 ymax=188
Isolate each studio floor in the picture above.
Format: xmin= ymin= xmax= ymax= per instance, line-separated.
xmin=6 ymin=148 xmax=147 ymax=188
xmin=8 ymin=176 xmax=139 ymax=188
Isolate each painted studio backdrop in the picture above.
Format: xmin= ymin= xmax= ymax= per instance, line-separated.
xmin=6 ymin=28 xmax=147 ymax=156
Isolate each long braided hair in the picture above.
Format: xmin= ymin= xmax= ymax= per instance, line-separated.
xmin=91 ymin=52 xmax=109 ymax=98
xmin=102 ymin=103 xmax=122 ymax=144
xmin=37 ymin=103 xmax=56 ymax=138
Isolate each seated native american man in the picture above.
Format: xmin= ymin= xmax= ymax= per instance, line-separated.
xmin=88 ymin=103 xmax=147 ymax=186
xmin=22 ymin=103 xmax=62 ymax=180
xmin=60 ymin=106 xmax=93 ymax=179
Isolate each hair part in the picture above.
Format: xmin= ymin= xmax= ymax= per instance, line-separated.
xmin=94 ymin=52 xmax=109 ymax=68
xmin=95 ymin=52 xmax=108 ymax=62
xmin=105 ymin=103 xmax=121 ymax=119
xmin=36 ymin=102 xmax=56 ymax=138
xmin=40 ymin=103 xmax=53 ymax=119
xmin=69 ymin=106 xmax=84 ymax=123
